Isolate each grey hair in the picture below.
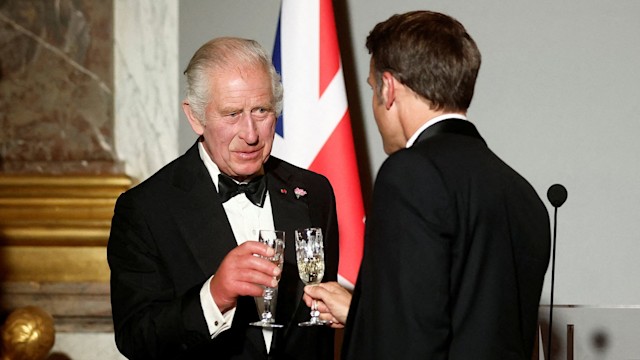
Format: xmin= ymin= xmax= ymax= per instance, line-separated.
xmin=183 ymin=37 xmax=284 ymax=124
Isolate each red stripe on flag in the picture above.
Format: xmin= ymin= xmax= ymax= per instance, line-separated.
xmin=319 ymin=0 xmax=340 ymax=98
xmin=309 ymin=110 xmax=365 ymax=286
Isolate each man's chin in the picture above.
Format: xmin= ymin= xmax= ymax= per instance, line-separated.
xmin=230 ymin=165 xmax=265 ymax=180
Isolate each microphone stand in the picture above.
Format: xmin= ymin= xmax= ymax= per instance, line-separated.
xmin=546 ymin=183 xmax=567 ymax=360
xmin=547 ymin=205 xmax=558 ymax=360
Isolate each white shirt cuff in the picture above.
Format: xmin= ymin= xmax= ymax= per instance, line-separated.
xmin=200 ymin=276 xmax=236 ymax=338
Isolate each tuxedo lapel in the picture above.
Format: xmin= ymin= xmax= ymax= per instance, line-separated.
xmin=415 ymin=118 xmax=486 ymax=145
xmin=170 ymin=143 xmax=237 ymax=277
xmin=265 ymin=159 xmax=312 ymax=336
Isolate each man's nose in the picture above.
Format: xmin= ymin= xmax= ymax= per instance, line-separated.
xmin=239 ymin=113 xmax=259 ymax=144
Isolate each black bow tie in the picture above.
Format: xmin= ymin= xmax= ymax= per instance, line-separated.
xmin=217 ymin=174 xmax=268 ymax=207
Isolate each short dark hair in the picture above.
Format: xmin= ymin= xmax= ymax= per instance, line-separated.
xmin=366 ymin=11 xmax=481 ymax=112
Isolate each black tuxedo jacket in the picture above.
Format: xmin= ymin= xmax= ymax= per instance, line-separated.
xmin=108 ymin=142 xmax=338 ymax=360
xmin=343 ymin=119 xmax=550 ymax=360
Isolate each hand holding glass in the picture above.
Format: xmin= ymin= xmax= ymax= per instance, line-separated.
xmin=249 ymin=230 xmax=285 ymax=328
xmin=295 ymin=227 xmax=330 ymax=326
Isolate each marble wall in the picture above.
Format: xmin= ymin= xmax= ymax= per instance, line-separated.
xmin=0 ymin=0 xmax=117 ymax=174
xmin=0 ymin=0 xmax=178 ymax=181
xmin=0 ymin=0 xmax=178 ymax=358
xmin=114 ymin=0 xmax=178 ymax=182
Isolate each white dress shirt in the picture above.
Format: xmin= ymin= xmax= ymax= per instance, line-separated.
xmin=197 ymin=142 xmax=276 ymax=352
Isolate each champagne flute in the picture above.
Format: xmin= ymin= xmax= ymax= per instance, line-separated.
xmin=249 ymin=230 xmax=285 ymax=328
xmin=295 ymin=227 xmax=330 ymax=326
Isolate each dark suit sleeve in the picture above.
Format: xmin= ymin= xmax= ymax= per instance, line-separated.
xmin=343 ymin=150 xmax=454 ymax=360
xmin=108 ymin=191 xmax=209 ymax=359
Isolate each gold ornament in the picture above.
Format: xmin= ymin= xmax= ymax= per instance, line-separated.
xmin=1 ymin=306 xmax=55 ymax=360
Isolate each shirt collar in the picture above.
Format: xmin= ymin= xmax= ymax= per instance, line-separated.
xmin=198 ymin=142 xmax=222 ymax=191
xmin=406 ymin=113 xmax=468 ymax=148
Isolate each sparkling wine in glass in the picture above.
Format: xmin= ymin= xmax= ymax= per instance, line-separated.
xmin=249 ymin=230 xmax=285 ymax=328
xmin=295 ymin=227 xmax=330 ymax=326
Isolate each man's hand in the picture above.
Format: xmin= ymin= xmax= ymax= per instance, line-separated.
xmin=210 ymin=241 xmax=281 ymax=313
xmin=303 ymin=281 xmax=352 ymax=328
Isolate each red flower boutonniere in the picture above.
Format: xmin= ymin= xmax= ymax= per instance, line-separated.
xmin=280 ymin=188 xmax=288 ymax=194
xmin=294 ymin=187 xmax=307 ymax=199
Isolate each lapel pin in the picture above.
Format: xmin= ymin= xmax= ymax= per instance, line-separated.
xmin=294 ymin=187 xmax=307 ymax=199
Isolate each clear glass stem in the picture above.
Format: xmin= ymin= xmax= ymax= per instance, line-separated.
xmin=262 ymin=288 xmax=274 ymax=322
xmin=310 ymin=299 xmax=320 ymax=320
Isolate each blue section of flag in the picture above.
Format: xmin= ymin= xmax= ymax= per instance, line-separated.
xmin=273 ymin=12 xmax=284 ymax=138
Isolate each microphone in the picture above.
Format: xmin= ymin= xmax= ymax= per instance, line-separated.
xmin=546 ymin=183 xmax=567 ymax=360
xmin=547 ymin=184 xmax=568 ymax=208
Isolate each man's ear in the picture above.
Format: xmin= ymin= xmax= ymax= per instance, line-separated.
xmin=182 ymin=101 xmax=205 ymax=136
xmin=381 ymin=72 xmax=396 ymax=110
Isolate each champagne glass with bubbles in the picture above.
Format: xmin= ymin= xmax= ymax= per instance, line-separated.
xmin=295 ymin=227 xmax=330 ymax=326
xmin=249 ymin=230 xmax=285 ymax=328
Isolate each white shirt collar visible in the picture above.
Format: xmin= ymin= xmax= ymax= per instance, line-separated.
xmin=198 ymin=142 xmax=223 ymax=190
xmin=197 ymin=141 xmax=275 ymax=241
xmin=405 ymin=113 xmax=468 ymax=148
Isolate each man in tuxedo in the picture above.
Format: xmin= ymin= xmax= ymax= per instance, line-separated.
xmin=108 ymin=37 xmax=338 ymax=360
xmin=338 ymin=11 xmax=551 ymax=359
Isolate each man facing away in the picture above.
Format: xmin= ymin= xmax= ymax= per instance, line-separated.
xmin=304 ymin=10 xmax=551 ymax=360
